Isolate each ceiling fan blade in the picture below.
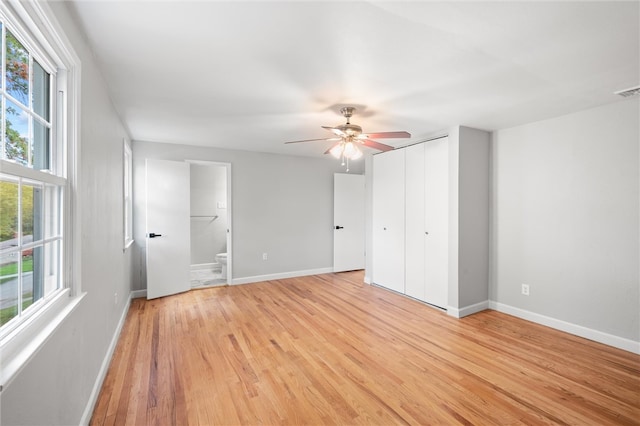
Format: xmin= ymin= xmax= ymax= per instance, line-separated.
xmin=361 ymin=131 xmax=411 ymax=139
xmin=324 ymin=141 xmax=342 ymax=155
xmin=322 ymin=126 xmax=347 ymax=137
xmin=362 ymin=139 xmax=395 ymax=152
xmin=284 ymin=137 xmax=340 ymax=144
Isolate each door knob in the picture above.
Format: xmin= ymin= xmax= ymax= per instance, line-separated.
xmin=148 ymin=232 xmax=162 ymax=238
xmin=335 ymin=226 xmax=344 ymax=230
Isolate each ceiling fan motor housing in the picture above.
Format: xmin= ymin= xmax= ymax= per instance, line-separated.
xmin=336 ymin=123 xmax=363 ymax=138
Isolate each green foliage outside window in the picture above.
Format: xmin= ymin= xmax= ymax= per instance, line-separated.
xmin=4 ymin=29 xmax=31 ymax=163
xmin=0 ymin=181 xmax=33 ymax=241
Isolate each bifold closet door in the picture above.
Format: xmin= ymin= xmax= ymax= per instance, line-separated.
xmin=372 ymin=149 xmax=405 ymax=293
xmin=424 ymin=137 xmax=449 ymax=308
xmin=404 ymin=143 xmax=426 ymax=300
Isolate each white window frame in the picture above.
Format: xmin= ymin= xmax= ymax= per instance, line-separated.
xmin=123 ymin=138 xmax=133 ymax=250
xmin=0 ymin=1 xmax=82 ymax=392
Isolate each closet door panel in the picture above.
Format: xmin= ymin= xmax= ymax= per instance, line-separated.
xmin=405 ymin=144 xmax=426 ymax=301
xmin=424 ymin=137 xmax=449 ymax=308
xmin=372 ymin=149 xmax=405 ymax=293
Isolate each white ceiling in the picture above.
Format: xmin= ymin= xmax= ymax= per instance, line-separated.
xmin=68 ymin=1 xmax=639 ymax=158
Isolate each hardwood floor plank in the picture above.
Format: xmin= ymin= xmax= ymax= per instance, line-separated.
xmin=91 ymin=271 xmax=640 ymax=425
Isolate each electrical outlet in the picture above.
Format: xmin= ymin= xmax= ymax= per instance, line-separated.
xmin=521 ymin=284 xmax=530 ymax=296
xmin=262 ymin=252 xmax=268 ymax=261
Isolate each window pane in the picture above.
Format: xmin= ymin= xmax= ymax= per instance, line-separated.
xmin=33 ymin=120 xmax=50 ymax=171
xmin=32 ymin=60 xmax=50 ymax=121
xmin=43 ymin=240 xmax=60 ymax=296
xmin=5 ymin=31 xmax=29 ymax=106
xmin=44 ymin=184 xmax=61 ymax=239
xmin=0 ymin=22 xmax=3 ymax=90
xmin=21 ymin=181 xmax=43 ymax=243
xmin=0 ymin=257 xmax=19 ymax=326
xmin=124 ymin=198 xmax=131 ymax=240
xmin=23 ymin=246 xmax=43 ymax=311
xmin=5 ymin=100 xmax=29 ymax=165
xmin=0 ymin=177 xmax=19 ymax=247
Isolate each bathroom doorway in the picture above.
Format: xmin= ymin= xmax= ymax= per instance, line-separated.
xmin=187 ymin=160 xmax=232 ymax=287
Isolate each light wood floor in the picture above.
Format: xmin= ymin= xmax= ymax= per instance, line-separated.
xmin=91 ymin=271 xmax=640 ymax=425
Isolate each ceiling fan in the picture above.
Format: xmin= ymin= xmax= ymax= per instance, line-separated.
xmin=284 ymin=107 xmax=411 ymax=167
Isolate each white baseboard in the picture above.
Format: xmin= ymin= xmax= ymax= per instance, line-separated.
xmin=447 ymin=300 xmax=489 ymax=318
xmin=190 ymin=262 xmax=219 ymax=271
xmin=80 ymin=293 xmax=133 ymax=425
xmin=130 ymin=289 xmax=146 ymax=299
xmin=231 ymin=267 xmax=334 ymax=285
xmin=489 ymin=301 xmax=640 ymax=355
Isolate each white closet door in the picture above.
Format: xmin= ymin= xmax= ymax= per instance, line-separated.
xmin=372 ymin=149 xmax=405 ymax=293
xmin=404 ymin=144 xmax=426 ymax=300
xmin=424 ymin=137 xmax=449 ymax=308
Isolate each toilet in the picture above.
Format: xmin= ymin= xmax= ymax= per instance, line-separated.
xmin=215 ymin=253 xmax=227 ymax=278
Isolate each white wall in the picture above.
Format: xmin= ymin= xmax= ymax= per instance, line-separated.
xmin=133 ymin=141 xmax=363 ymax=288
xmin=0 ymin=3 xmax=134 ymax=425
xmin=456 ymin=127 xmax=491 ymax=308
xmin=491 ymin=98 xmax=639 ymax=344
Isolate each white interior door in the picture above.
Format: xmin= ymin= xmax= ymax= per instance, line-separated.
xmin=424 ymin=137 xmax=449 ymax=308
xmin=146 ymin=159 xmax=191 ymax=299
xmin=333 ymin=173 xmax=365 ymax=272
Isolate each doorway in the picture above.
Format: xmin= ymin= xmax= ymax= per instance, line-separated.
xmin=187 ymin=160 xmax=232 ymax=287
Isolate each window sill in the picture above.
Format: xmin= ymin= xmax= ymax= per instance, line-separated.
xmin=123 ymin=238 xmax=134 ymax=252
xmin=0 ymin=290 xmax=86 ymax=392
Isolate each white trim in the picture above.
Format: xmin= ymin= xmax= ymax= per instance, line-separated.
xmin=123 ymin=239 xmax=134 ymax=251
xmin=364 ymin=275 xmax=372 ymax=284
xmin=489 ymin=301 xmax=640 ymax=355
xmin=0 ymin=291 xmax=85 ymax=392
xmin=0 ymin=160 xmax=67 ymax=186
xmin=191 ymin=262 xmax=217 ymax=269
xmin=231 ymin=267 xmax=334 ymax=285
xmin=131 ymin=289 xmax=147 ymax=299
xmin=123 ymin=138 xmax=133 ymax=250
xmin=447 ymin=300 xmax=489 ymax=318
xmin=80 ymin=293 xmax=133 ymax=425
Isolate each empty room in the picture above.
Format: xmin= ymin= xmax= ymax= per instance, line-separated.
xmin=0 ymin=1 xmax=638 ymax=425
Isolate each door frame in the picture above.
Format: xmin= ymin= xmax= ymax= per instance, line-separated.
xmin=186 ymin=160 xmax=233 ymax=284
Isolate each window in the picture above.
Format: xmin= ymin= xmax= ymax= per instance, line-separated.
xmin=0 ymin=21 xmax=62 ymax=331
xmin=123 ymin=139 xmax=133 ymax=249
xmin=0 ymin=1 xmax=80 ymax=390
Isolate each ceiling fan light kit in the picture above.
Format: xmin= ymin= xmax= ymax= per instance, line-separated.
xmin=329 ymin=140 xmax=364 ymax=171
xmin=284 ymin=106 xmax=411 ymax=170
